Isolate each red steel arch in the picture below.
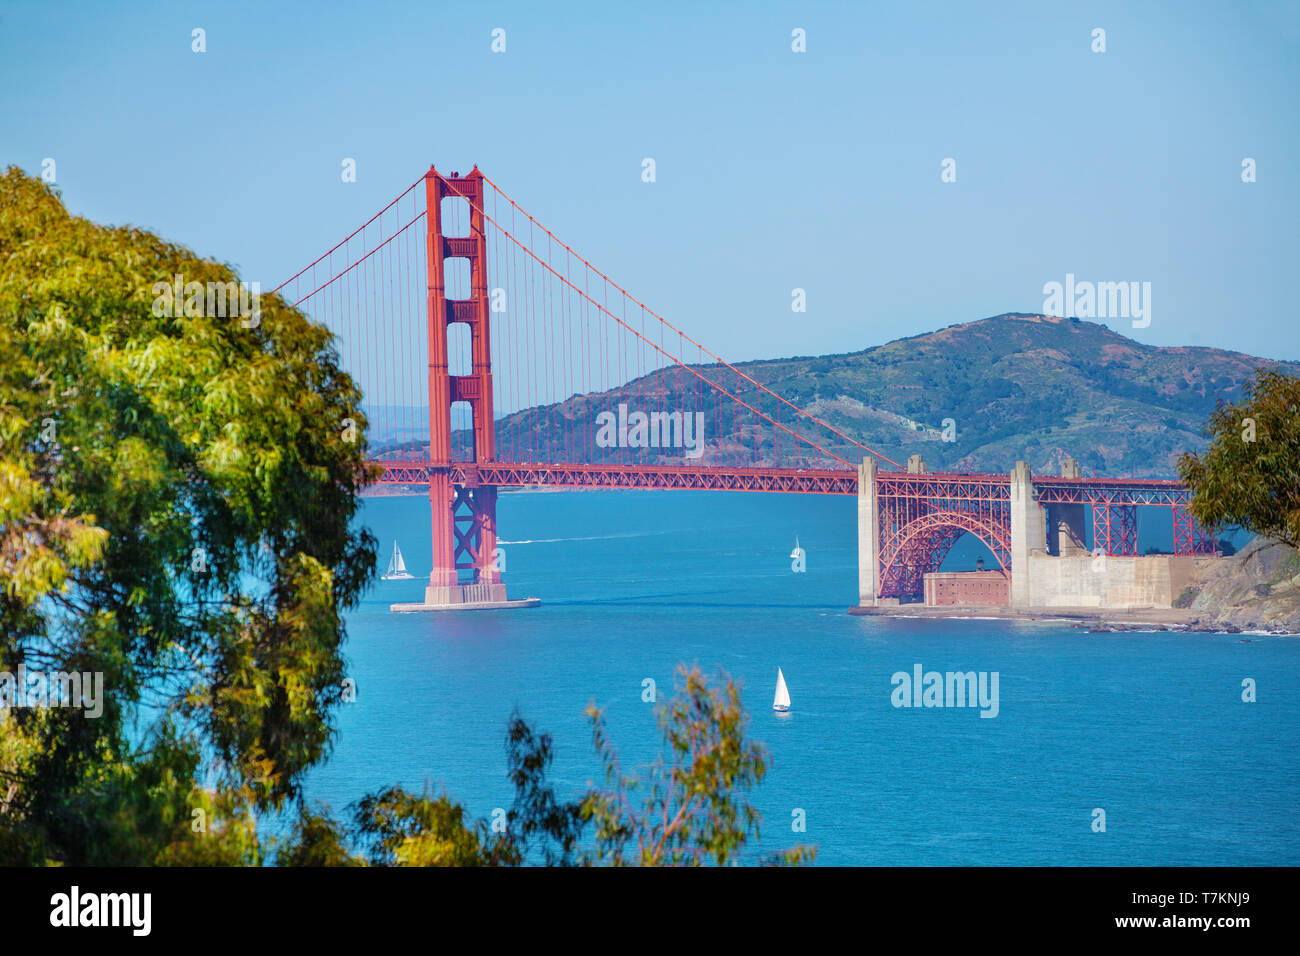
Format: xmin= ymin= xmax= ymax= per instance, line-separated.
xmin=878 ymin=510 xmax=1011 ymax=600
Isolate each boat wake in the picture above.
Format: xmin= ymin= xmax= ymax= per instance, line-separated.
xmin=497 ymin=530 xmax=671 ymax=545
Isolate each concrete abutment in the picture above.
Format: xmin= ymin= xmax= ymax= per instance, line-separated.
xmin=854 ymin=454 xmax=1217 ymax=613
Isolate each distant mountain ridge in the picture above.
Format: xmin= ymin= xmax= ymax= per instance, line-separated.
xmin=371 ymin=314 xmax=1299 ymax=479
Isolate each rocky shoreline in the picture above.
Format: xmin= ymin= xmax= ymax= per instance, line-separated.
xmin=848 ymin=603 xmax=1298 ymax=635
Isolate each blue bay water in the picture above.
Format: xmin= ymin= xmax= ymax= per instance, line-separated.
xmin=303 ymin=490 xmax=1300 ymax=866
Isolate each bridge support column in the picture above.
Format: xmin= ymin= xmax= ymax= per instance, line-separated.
xmin=1010 ymin=460 xmax=1046 ymax=608
xmin=393 ymin=165 xmax=537 ymax=613
xmin=857 ymin=457 xmax=879 ymax=606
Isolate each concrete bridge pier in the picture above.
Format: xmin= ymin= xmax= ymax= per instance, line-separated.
xmin=857 ymin=457 xmax=879 ymax=606
xmin=1009 ymin=460 xmax=1047 ymax=608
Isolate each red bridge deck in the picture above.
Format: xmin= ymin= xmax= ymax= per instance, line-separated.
xmin=370 ymin=459 xmax=1192 ymax=503
xmin=370 ymin=460 xmax=859 ymax=495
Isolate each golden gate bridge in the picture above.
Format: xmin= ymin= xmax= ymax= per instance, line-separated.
xmin=271 ymin=166 xmax=1215 ymax=610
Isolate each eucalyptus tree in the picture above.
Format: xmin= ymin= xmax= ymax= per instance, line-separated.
xmin=0 ymin=167 xmax=376 ymax=864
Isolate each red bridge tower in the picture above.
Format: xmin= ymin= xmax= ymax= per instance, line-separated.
xmin=421 ymin=166 xmax=512 ymax=607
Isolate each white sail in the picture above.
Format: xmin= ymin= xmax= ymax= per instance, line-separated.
xmin=789 ymin=536 xmax=800 ymax=559
xmin=773 ymin=667 xmax=791 ymax=710
xmin=383 ymin=540 xmax=413 ymax=579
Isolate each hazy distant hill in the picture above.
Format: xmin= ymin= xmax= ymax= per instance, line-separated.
xmin=371 ymin=314 xmax=1299 ymax=479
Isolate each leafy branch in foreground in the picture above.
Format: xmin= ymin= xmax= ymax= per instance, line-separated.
xmin=1177 ymin=366 xmax=1300 ymax=550
xmin=276 ymin=666 xmax=815 ymax=867
xmin=583 ymin=664 xmax=814 ymax=866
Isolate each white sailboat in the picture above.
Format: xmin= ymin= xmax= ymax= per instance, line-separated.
xmin=381 ymin=540 xmax=414 ymax=581
xmin=773 ymin=667 xmax=791 ymax=712
xmin=789 ymin=536 xmax=801 ymax=559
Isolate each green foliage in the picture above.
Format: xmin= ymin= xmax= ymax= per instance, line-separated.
xmin=502 ymin=712 xmax=586 ymax=865
xmin=582 ymin=664 xmax=815 ymax=866
xmin=353 ymin=786 xmax=512 ymax=866
xmin=1177 ymin=367 xmax=1300 ymax=549
xmin=0 ymin=167 xmax=376 ymax=863
xmin=275 ymin=805 xmax=363 ymax=867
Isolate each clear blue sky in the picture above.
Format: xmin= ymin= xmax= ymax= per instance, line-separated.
xmin=3 ymin=0 xmax=1297 ymax=364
